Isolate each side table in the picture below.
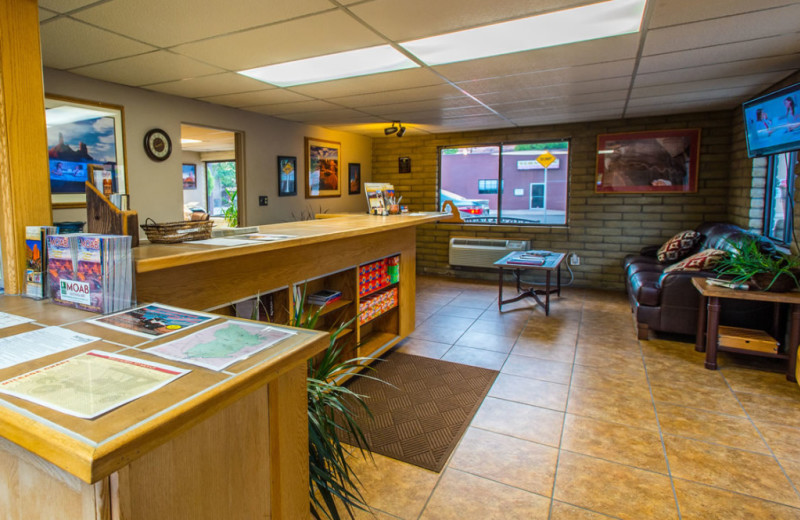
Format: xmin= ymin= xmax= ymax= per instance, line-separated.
xmin=495 ymin=252 xmax=566 ymax=316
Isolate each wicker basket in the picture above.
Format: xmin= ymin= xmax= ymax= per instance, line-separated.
xmin=140 ymin=217 xmax=213 ymax=244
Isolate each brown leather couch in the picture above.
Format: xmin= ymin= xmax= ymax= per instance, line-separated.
xmin=623 ymin=222 xmax=776 ymax=340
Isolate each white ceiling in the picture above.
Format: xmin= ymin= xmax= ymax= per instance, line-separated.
xmin=39 ymin=0 xmax=800 ymax=138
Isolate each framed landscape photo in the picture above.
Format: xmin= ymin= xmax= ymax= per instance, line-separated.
xmin=278 ymin=155 xmax=297 ymax=196
xmin=305 ymin=137 xmax=341 ymax=198
xmin=595 ymin=129 xmax=700 ymax=193
xmin=182 ymin=163 xmax=197 ymax=189
xmin=45 ymin=95 xmax=127 ymax=208
xmin=348 ymin=163 xmax=361 ymax=195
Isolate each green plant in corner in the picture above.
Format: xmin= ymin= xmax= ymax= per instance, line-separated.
xmin=714 ymin=236 xmax=800 ymax=291
xmin=223 ymin=187 xmax=238 ymax=227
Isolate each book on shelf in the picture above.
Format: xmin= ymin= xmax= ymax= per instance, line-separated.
xmin=308 ymin=289 xmax=342 ymax=306
xmin=24 ymin=225 xmax=58 ymax=300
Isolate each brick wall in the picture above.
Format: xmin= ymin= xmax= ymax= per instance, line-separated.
xmin=372 ymin=111 xmax=735 ymax=290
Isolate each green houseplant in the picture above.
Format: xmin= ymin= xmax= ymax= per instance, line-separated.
xmin=223 ymin=188 xmax=238 ymax=227
xmin=714 ymin=236 xmax=800 ymax=291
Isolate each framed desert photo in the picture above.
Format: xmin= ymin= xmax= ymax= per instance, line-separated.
xmin=45 ymin=95 xmax=127 ymax=208
xmin=595 ymin=129 xmax=700 ymax=193
xmin=182 ymin=163 xmax=197 ymax=189
xmin=348 ymin=163 xmax=361 ymax=195
xmin=278 ymin=155 xmax=297 ymax=196
xmin=305 ymin=137 xmax=341 ymax=198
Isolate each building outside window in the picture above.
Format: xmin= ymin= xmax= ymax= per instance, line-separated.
xmin=439 ymin=141 xmax=569 ymax=225
xmin=206 ymin=160 xmax=237 ymax=218
xmin=764 ymin=151 xmax=797 ymax=245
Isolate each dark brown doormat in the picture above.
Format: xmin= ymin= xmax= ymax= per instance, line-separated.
xmin=339 ymin=351 xmax=498 ymax=472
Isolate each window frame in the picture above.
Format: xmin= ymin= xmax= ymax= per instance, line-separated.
xmin=763 ymin=151 xmax=797 ymax=246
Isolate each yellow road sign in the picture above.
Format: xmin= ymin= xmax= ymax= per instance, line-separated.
xmin=536 ymin=152 xmax=556 ymax=168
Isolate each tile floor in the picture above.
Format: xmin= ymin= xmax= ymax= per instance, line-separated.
xmin=346 ymin=275 xmax=800 ymax=519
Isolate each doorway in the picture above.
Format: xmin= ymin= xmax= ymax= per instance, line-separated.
xmin=529 ymin=182 xmax=545 ymax=209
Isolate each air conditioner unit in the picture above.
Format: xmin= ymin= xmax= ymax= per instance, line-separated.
xmin=449 ymin=238 xmax=529 ymax=268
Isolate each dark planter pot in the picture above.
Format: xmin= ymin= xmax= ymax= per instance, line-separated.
xmin=749 ymin=272 xmax=799 ymax=292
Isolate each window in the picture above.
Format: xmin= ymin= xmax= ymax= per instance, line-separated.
xmin=764 ymin=151 xmax=797 ymax=244
xmin=439 ymin=141 xmax=569 ymax=225
xmin=206 ymin=160 xmax=237 ymax=218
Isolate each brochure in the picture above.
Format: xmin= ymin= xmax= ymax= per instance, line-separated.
xmin=89 ymin=303 xmax=215 ymax=338
xmin=0 ymin=312 xmax=35 ymax=330
xmin=0 ymin=327 xmax=99 ymax=370
xmin=0 ymin=350 xmax=189 ymax=419
xmin=240 ymin=234 xmax=296 ymax=242
xmin=146 ymin=320 xmax=296 ymax=371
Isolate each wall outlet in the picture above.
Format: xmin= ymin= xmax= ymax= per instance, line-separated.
xmin=570 ymin=253 xmax=580 ymax=266
xmin=259 ymin=196 xmax=269 ymax=206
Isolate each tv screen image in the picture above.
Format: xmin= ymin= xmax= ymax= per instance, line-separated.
xmin=743 ymin=82 xmax=800 ymax=158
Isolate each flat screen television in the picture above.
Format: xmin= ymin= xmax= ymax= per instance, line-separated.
xmin=743 ymin=81 xmax=800 ymax=158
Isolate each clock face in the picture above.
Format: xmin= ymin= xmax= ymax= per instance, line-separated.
xmin=144 ymin=129 xmax=172 ymax=161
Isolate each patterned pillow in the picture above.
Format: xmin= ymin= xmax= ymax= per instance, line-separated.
xmin=663 ymin=249 xmax=728 ymax=273
xmin=657 ymin=230 xmax=702 ymax=263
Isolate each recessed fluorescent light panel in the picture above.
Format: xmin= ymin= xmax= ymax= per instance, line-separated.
xmin=238 ymin=45 xmax=419 ymax=87
xmin=400 ymin=0 xmax=647 ymax=66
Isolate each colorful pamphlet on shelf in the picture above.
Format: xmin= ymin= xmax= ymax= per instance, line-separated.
xmin=308 ymin=289 xmax=342 ymax=306
xmin=24 ymin=225 xmax=57 ymax=300
xmin=89 ymin=303 xmax=214 ymax=338
xmin=0 ymin=350 xmax=189 ymax=419
xmin=364 ymin=182 xmax=393 ymax=215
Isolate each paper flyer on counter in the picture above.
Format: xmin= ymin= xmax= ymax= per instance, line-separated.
xmin=0 ymin=312 xmax=35 ymax=330
xmin=0 ymin=327 xmax=99 ymax=370
xmin=146 ymin=320 xmax=296 ymax=371
xmin=88 ymin=303 xmax=215 ymax=338
xmin=0 ymin=350 xmax=189 ymax=419
xmin=240 ymin=234 xmax=296 ymax=242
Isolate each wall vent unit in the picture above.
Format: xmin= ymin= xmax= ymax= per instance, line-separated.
xmin=448 ymin=238 xmax=529 ymax=268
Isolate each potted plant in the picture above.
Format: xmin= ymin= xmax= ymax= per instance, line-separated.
xmin=715 ymin=236 xmax=800 ymax=292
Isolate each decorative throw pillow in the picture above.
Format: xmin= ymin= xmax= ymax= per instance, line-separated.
xmin=663 ymin=249 xmax=728 ymax=273
xmin=657 ymin=230 xmax=702 ymax=263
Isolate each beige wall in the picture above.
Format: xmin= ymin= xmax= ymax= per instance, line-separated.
xmin=373 ymin=111 xmax=736 ymax=289
xmin=44 ymin=68 xmax=372 ymax=232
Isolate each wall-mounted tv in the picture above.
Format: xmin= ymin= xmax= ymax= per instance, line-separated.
xmin=743 ymin=81 xmax=800 ymax=158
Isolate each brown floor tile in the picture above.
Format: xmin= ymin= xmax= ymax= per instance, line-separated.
xmin=560 ymin=414 xmax=668 ymax=473
xmin=416 ymin=301 xmax=445 ymax=315
xmin=673 ymin=478 xmax=800 ymax=520
xmin=455 ymin=331 xmax=516 ymax=353
xmin=649 ymin=381 xmax=746 ymax=416
xmin=420 ymin=314 xmax=476 ymax=330
xmin=549 ymin=501 xmax=618 ymax=519
xmin=440 ymin=345 xmax=507 ymax=370
xmin=738 ymin=392 xmax=800 ymax=429
xmin=471 ymin=397 xmax=564 ymax=447
xmin=664 ymin=436 xmax=800 ymax=507
xmin=511 ymin=337 xmax=576 ymax=363
xmin=722 ymin=366 xmax=800 ymax=401
xmin=479 ymin=306 xmax=533 ymax=322
xmin=466 ymin=319 xmax=524 ymax=338
xmin=758 ymin=422 xmax=800 ymax=462
xmin=434 ymin=304 xmax=485 ymax=319
xmin=569 ymin=363 xmax=649 ymax=393
xmin=567 ymin=385 xmax=659 ymax=431
xmin=409 ymin=322 xmax=466 ymax=344
xmin=449 ymin=427 xmax=558 ymax=496
xmin=346 ymin=452 xmax=439 ymax=519
xmin=501 ymin=354 xmax=573 ymax=384
xmin=415 ymin=312 xmax=431 ymax=327
xmin=420 ymin=468 xmax=551 ymax=520
xmin=781 ymin=458 xmax=800 ymax=492
xmin=392 ymin=338 xmax=450 ymax=359
xmin=553 ymin=451 xmax=679 ymax=520
xmin=445 ymin=295 xmax=493 ymax=310
xmin=656 ymin=402 xmax=768 ymax=453
xmin=645 ymin=358 xmax=727 ymax=385
xmin=489 ymin=373 xmax=569 ymax=411
xmin=573 ymin=346 xmax=644 ymax=372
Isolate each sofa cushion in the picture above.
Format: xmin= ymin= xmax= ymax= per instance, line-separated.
xmin=664 ymin=249 xmax=728 ymax=273
xmin=629 ymin=271 xmax=662 ymax=306
xmin=657 ymin=230 xmax=702 ymax=263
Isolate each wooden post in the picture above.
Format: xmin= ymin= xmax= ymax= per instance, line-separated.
xmin=0 ymin=0 xmax=52 ymax=294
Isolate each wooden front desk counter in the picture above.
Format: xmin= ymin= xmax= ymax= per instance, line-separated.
xmin=0 ymin=297 xmax=327 ymax=520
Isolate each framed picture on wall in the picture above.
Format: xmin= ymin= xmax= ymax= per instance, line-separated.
xmin=182 ymin=163 xmax=197 ymax=189
xmin=305 ymin=137 xmax=341 ymax=198
xmin=278 ymin=156 xmax=297 ymax=196
xmin=348 ymin=163 xmax=361 ymax=195
xmin=595 ymin=129 xmax=700 ymax=193
xmin=45 ymin=95 xmax=128 ymax=208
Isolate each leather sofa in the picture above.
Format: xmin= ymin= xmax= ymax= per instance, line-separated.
xmin=623 ymin=222 xmax=776 ymax=340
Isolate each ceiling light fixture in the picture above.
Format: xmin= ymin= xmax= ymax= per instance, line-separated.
xmin=385 ymin=121 xmax=407 ymax=137
xmin=400 ymin=0 xmax=647 ymax=66
xmin=397 ymin=125 xmax=407 ymax=138
xmin=238 ymin=45 xmax=419 ymax=87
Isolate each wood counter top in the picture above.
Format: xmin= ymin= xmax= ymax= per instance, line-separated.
xmin=0 ymin=297 xmax=327 ymax=484
xmin=134 ymin=212 xmax=444 ymax=274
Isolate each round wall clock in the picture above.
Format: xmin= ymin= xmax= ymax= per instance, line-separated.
xmin=143 ymin=128 xmax=172 ymax=161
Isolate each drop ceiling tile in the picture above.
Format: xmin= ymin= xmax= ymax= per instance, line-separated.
xmin=39 ymin=8 xmax=58 ymax=22
xmin=491 ymin=91 xmax=628 ymax=112
xmin=369 ymin=106 xmax=496 ymax=124
xmin=40 ymin=18 xmax=155 ymax=70
xmin=624 ymin=99 xmax=735 ymax=117
xmin=199 ymin=89 xmax=311 ymax=108
xmin=634 ymin=55 xmax=800 ymax=87
xmin=287 ymin=68 xmax=445 ymax=99
xmin=630 ymin=72 xmax=787 ymax=99
xmin=357 ymin=96 xmax=480 ymax=115
xmin=474 ymin=79 xmax=631 ymax=105
xmin=350 ymin=0 xmax=586 ymax=41
xmin=643 ymin=4 xmax=800 ymax=56
xmin=329 ymin=84 xmax=465 ymax=109
xmin=420 ymin=115 xmax=515 ymax=132
xmin=39 ymin=0 xmax=97 ymax=13
xmin=649 ymin=0 xmax=795 ymax=29
xmin=171 ymin=10 xmax=384 ymax=70
xmin=73 ymin=0 xmax=334 ymax=47
xmin=145 ymin=73 xmax=275 ymax=98
xmin=638 ymin=34 xmax=800 ymax=74
xmin=498 ymin=100 xmax=627 ymax=119
xmin=273 ymin=110 xmax=383 ymax=125
xmin=626 ymin=86 xmax=757 ymax=108
xmin=70 ymin=51 xmax=224 ymax=87
xmin=324 ymin=123 xmax=432 ymax=138
xmin=434 ymin=34 xmax=640 ymax=82
xmin=510 ymin=109 xmax=623 ymax=126
xmin=248 ymin=100 xmax=343 ymax=116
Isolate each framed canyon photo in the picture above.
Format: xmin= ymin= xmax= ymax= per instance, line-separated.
xmin=595 ymin=128 xmax=700 ymax=193
xmin=305 ymin=137 xmax=341 ymax=198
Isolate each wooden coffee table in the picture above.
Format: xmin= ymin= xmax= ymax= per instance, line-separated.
xmin=495 ymin=252 xmax=566 ymax=315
